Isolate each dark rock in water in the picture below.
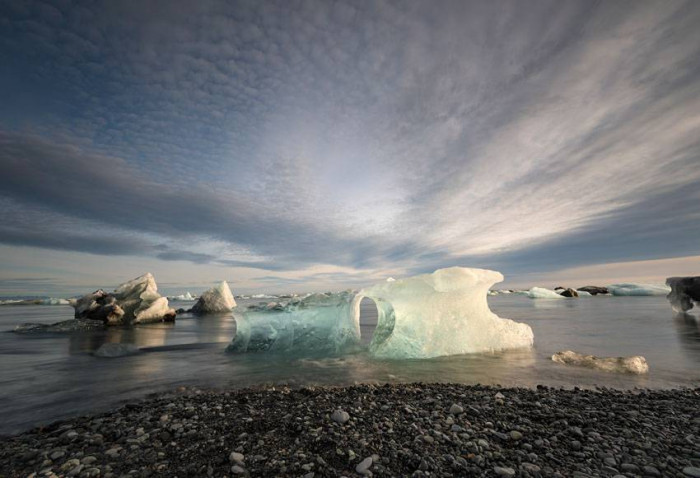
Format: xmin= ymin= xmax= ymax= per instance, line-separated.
xmin=666 ymin=277 xmax=700 ymax=313
xmin=94 ymin=343 xmax=140 ymax=358
xmin=72 ymin=273 xmax=175 ymax=325
xmin=176 ymin=308 xmax=187 ymax=314
xmin=577 ymin=286 xmax=609 ymax=295
xmin=559 ymin=288 xmax=579 ymax=298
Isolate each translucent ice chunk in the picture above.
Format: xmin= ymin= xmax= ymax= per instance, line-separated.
xmin=227 ymin=267 xmax=533 ymax=359
xmin=607 ymin=283 xmax=671 ymax=296
xmin=359 ymin=267 xmax=533 ymax=358
xmin=227 ymin=291 xmax=360 ymax=354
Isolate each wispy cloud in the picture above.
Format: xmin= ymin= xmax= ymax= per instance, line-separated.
xmin=0 ymin=0 xmax=699 ymax=293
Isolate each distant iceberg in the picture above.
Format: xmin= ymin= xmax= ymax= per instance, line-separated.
xmin=527 ymin=287 xmax=566 ymax=299
xmin=0 ymin=297 xmax=71 ymax=306
xmin=73 ymin=273 xmax=176 ymax=325
xmin=607 ymin=283 xmax=671 ymax=296
xmin=191 ymin=281 xmax=236 ymax=315
xmin=169 ymin=292 xmax=196 ymax=301
xmin=228 ymin=267 xmax=534 ymax=359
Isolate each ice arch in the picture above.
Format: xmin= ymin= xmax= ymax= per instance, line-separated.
xmin=358 ymin=267 xmax=533 ymax=359
xmin=227 ymin=267 xmax=533 ymax=358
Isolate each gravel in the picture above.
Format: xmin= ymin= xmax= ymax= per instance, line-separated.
xmin=1 ymin=383 xmax=699 ymax=477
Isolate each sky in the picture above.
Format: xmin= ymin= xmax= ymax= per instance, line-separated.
xmin=1 ymin=0 xmax=699 ymax=297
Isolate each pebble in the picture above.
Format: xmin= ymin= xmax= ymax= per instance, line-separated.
xmin=331 ymin=409 xmax=350 ymax=424
xmin=0 ymin=384 xmax=697 ymax=477
xmin=494 ymin=466 xmax=515 ymax=477
xmin=356 ymin=457 xmax=372 ymax=474
xmin=229 ymin=452 xmax=245 ymax=465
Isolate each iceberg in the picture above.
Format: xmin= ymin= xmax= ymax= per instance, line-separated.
xmin=227 ymin=291 xmax=360 ymax=354
xmin=228 ymin=267 xmax=534 ymax=358
xmin=358 ymin=267 xmax=533 ymax=358
xmin=527 ymin=287 xmax=566 ymax=299
xmin=552 ymin=350 xmax=649 ymax=374
xmin=607 ymin=283 xmax=671 ymax=296
xmin=170 ymin=292 xmax=196 ymax=301
xmin=73 ymin=273 xmax=176 ymax=325
xmin=191 ymin=281 xmax=237 ymax=315
xmin=666 ymin=277 xmax=700 ymax=313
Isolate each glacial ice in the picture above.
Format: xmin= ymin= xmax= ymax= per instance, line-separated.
xmin=527 ymin=287 xmax=566 ymax=299
xmin=73 ymin=273 xmax=176 ymax=325
xmin=170 ymin=292 xmax=196 ymax=301
xmin=607 ymin=283 xmax=671 ymax=296
xmin=191 ymin=281 xmax=237 ymax=315
xmin=552 ymin=350 xmax=649 ymax=374
xmin=666 ymin=276 xmax=700 ymax=313
xmin=227 ymin=291 xmax=360 ymax=354
xmin=228 ymin=267 xmax=534 ymax=358
xmin=359 ymin=267 xmax=533 ymax=358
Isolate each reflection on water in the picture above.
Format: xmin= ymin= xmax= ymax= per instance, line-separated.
xmin=0 ymin=296 xmax=699 ymax=435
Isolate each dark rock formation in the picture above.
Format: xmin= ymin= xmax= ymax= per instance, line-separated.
xmin=559 ymin=288 xmax=579 ymax=298
xmin=577 ymin=286 xmax=609 ymax=295
xmin=666 ymin=276 xmax=700 ymax=313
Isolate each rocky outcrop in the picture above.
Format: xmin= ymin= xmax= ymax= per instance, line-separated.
xmin=666 ymin=277 xmax=700 ymax=313
xmin=552 ymin=350 xmax=648 ymax=374
xmin=73 ymin=273 xmax=176 ymax=325
xmin=190 ymin=281 xmax=236 ymax=315
xmin=577 ymin=286 xmax=609 ymax=295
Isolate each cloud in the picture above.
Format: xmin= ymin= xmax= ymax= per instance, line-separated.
xmin=0 ymin=0 xmax=699 ymax=292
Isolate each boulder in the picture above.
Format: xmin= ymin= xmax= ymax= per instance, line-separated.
xmin=72 ymin=273 xmax=176 ymax=325
xmin=559 ymin=288 xmax=579 ymax=298
xmin=190 ymin=281 xmax=237 ymax=315
xmin=666 ymin=276 xmax=700 ymax=313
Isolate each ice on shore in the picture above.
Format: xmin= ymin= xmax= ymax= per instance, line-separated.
xmin=360 ymin=267 xmax=533 ymax=358
xmin=191 ymin=281 xmax=236 ymax=315
xmin=552 ymin=350 xmax=649 ymax=374
xmin=228 ymin=267 xmax=533 ymax=358
xmin=73 ymin=273 xmax=176 ymax=325
xmin=527 ymin=287 xmax=566 ymax=299
xmin=666 ymin=277 xmax=700 ymax=313
xmin=607 ymin=283 xmax=670 ymax=296
xmin=227 ymin=291 xmax=360 ymax=354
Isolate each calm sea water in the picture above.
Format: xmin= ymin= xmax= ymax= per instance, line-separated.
xmin=1 ymin=295 xmax=699 ymax=435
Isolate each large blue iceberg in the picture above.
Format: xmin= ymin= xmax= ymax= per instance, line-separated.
xmin=227 ymin=267 xmax=534 ymax=359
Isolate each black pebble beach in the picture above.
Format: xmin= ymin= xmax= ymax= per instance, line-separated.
xmin=2 ymin=383 xmax=700 ymax=478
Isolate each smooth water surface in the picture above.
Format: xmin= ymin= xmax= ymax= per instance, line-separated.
xmin=1 ymin=295 xmax=699 ymax=435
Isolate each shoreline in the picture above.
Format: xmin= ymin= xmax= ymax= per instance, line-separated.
xmin=1 ymin=383 xmax=699 ymax=477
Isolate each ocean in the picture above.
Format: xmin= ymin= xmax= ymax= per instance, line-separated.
xmin=0 ymin=294 xmax=698 ymax=435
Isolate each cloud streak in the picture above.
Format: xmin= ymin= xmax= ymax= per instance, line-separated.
xmin=0 ymin=0 xmax=699 ymax=292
